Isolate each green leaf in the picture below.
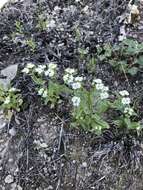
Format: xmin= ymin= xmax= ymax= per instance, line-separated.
xmin=127 ymin=67 xmax=138 ymax=76
xmin=96 ymin=100 xmax=109 ymax=113
xmin=137 ymin=55 xmax=143 ymax=66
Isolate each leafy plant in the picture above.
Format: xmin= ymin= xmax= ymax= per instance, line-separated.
xmin=96 ymin=39 xmax=143 ymax=76
xmin=87 ymin=56 xmax=96 ymax=73
xmin=26 ymin=38 xmax=36 ymax=52
xmin=0 ymin=85 xmax=23 ymax=117
xmin=112 ymin=90 xmax=141 ymax=130
xmin=22 ymin=64 xmax=141 ymax=134
xmin=15 ymin=21 xmax=23 ymax=34
xmin=70 ymin=78 xmax=110 ymax=134
xmin=22 ymin=63 xmax=68 ymax=108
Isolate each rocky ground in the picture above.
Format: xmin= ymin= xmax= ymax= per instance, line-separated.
xmin=0 ymin=0 xmax=143 ymax=190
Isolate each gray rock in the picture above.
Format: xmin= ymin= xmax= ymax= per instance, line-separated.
xmin=0 ymin=64 xmax=18 ymax=89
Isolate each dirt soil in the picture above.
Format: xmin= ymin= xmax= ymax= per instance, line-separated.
xmin=0 ymin=0 xmax=143 ymax=190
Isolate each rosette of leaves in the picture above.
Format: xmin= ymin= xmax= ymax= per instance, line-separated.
xmin=71 ymin=86 xmax=110 ymax=134
xmin=96 ymin=39 xmax=143 ymax=76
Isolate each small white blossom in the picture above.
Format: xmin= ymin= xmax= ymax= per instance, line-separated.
xmin=93 ymin=78 xmax=102 ymax=84
xmin=102 ymin=86 xmax=109 ymax=92
xmin=45 ymin=69 xmax=55 ymax=77
xmin=72 ymin=82 xmax=81 ymax=90
xmin=65 ymin=68 xmax=75 ymax=74
xmin=121 ymin=97 xmax=131 ymax=105
xmin=63 ymin=74 xmax=74 ymax=84
xmin=100 ymin=92 xmax=109 ymax=100
xmin=72 ymin=96 xmax=80 ymax=107
xmin=48 ymin=63 xmax=57 ymax=69
xmin=38 ymin=65 xmax=46 ymax=69
xmin=124 ymin=107 xmax=134 ymax=116
xmin=96 ymin=83 xmax=104 ymax=90
xmin=75 ymin=76 xmax=83 ymax=82
xmin=4 ymin=96 xmax=10 ymax=104
xmin=22 ymin=67 xmax=29 ymax=74
xmin=35 ymin=67 xmax=44 ymax=74
xmin=42 ymin=90 xmax=48 ymax=98
xmin=9 ymin=87 xmax=17 ymax=92
xmin=38 ymin=88 xmax=44 ymax=95
xmin=119 ymin=90 xmax=129 ymax=96
xmin=26 ymin=63 xmax=35 ymax=69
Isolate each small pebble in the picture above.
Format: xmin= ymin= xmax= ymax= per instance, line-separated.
xmin=9 ymin=128 xmax=16 ymax=136
xmin=5 ymin=175 xmax=14 ymax=184
xmin=48 ymin=185 xmax=54 ymax=190
xmin=82 ymin=162 xmax=87 ymax=168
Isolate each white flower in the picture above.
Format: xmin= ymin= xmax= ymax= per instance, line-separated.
xmin=119 ymin=90 xmax=129 ymax=96
xmin=92 ymin=78 xmax=102 ymax=84
xmin=102 ymin=86 xmax=109 ymax=92
xmin=38 ymin=65 xmax=46 ymax=69
xmin=26 ymin=63 xmax=35 ymax=69
xmin=124 ymin=107 xmax=134 ymax=116
xmin=45 ymin=69 xmax=55 ymax=77
xmin=96 ymin=83 xmax=104 ymax=90
xmin=75 ymin=76 xmax=83 ymax=82
xmin=72 ymin=82 xmax=81 ymax=90
xmin=9 ymin=87 xmax=17 ymax=92
xmin=42 ymin=90 xmax=48 ymax=98
xmin=35 ymin=67 xmax=44 ymax=74
xmin=63 ymin=74 xmax=74 ymax=84
xmin=72 ymin=96 xmax=80 ymax=107
xmin=121 ymin=97 xmax=131 ymax=105
xmin=100 ymin=92 xmax=109 ymax=100
xmin=38 ymin=88 xmax=44 ymax=95
xmin=65 ymin=68 xmax=75 ymax=74
xmin=22 ymin=67 xmax=29 ymax=74
xmin=48 ymin=63 xmax=57 ymax=69
xmin=4 ymin=96 xmax=10 ymax=104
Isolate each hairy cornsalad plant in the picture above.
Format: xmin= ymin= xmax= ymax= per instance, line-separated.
xmin=112 ymin=90 xmax=141 ymax=130
xmin=22 ymin=63 xmax=68 ymax=107
xmin=96 ymin=39 xmax=143 ymax=76
xmin=22 ymin=63 xmax=141 ymax=134
xmin=63 ymin=70 xmax=110 ymax=134
xmin=0 ymin=85 xmax=23 ymax=118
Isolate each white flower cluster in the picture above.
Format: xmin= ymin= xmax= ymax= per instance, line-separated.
xmin=119 ymin=90 xmax=134 ymax=116
xmin=119 ymin=90 xmax=131 ymax=105
xmin=22 ymin=63 xmax=35 ymax=74
xmin=38 ymin=87 xmax=48 ymax=98
xmin=92 ymin=78 xmax=109 ymax=100
xmin=4 ymin=96 xmax=10 ymax=105
xmin=71 ymin=96 xmax=80 ymax=107
xmin=63 ymin=68 xmax=84 ymax=90
xmin=63 ymin=68 xmax=75 ymax=85
xmin=22 ymin=63 xmax=57 ymax=78
xmin=71 ymin=76 xmax=84 ymax=90
xmin=45 ymin=63 xmax=57 ymax=78
xmin=35 ymin=65 xmax=46 ymax=75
